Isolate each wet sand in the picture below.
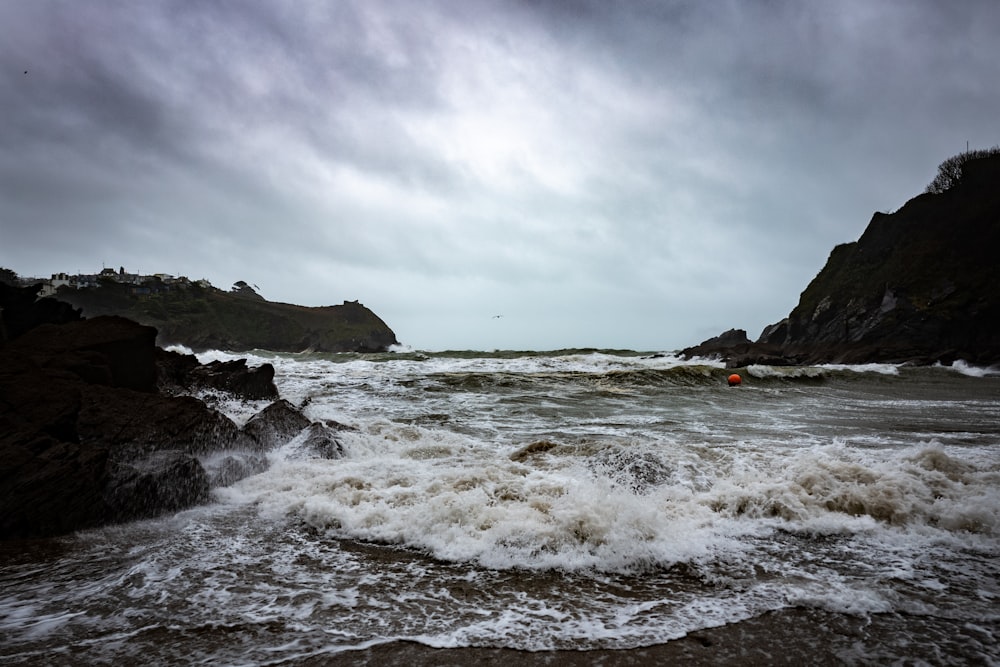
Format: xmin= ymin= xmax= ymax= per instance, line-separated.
xmin=296 ymin=608 xmax=997 ymax=666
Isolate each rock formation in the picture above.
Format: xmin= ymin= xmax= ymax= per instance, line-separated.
xmin=0 ymin=292 xmax=344 ymax=540
xmin=684 ymin=151 xmax=1000 ymax=366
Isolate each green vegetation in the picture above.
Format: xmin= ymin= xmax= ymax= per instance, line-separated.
xmin=51 ymin=282 xmax=398 ymax=353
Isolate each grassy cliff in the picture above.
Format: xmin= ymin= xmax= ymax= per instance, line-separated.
xmin=53 ymin=282 xmax=399 ymax=353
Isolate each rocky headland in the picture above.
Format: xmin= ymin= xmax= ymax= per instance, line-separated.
xmin=0 ymin=284 xmax=348 ymax=540
xmin=683 ymin=150 xmax=1000 ymax=367
xmin=48 ymin=279 xmax=399 ymax=353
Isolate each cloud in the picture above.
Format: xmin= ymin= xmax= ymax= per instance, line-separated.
xmin=2 ymin=0 xmax=999 ymax=350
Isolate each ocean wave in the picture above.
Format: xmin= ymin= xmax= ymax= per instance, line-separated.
xmin=945 ymin=360 xmax=1000 ymax=377
xmin=816 ymin=362 xmax=901 ymax=375
xmin=217 ymin=417 xmax=1000 ymax=576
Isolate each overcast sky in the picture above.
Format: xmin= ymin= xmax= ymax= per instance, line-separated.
xmin=2 ymin=1 xmax=997 ymax=351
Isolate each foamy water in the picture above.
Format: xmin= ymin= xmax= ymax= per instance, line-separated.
xmin=2 ymin=350 xmax=999 ymax=663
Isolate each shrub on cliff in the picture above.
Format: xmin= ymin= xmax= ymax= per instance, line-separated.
xmin=925 ymin=146 xmax=1000 ymax=194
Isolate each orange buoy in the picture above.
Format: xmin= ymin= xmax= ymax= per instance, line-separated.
xmin=727 ymin=373 xmax=742 ymax=386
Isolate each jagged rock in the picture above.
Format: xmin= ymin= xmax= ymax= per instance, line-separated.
xmin=297 ymin=422 xmax=345 ymax=459
xmin=323 ymin=418 xmax=358 ymax=432
xmin=0 ymin=316 xmax=270 ymax=539
xmin=701 ymin=329 xmax=750 ymax=348
xmin=680 ymin=329 xmax=754 ymax=363
xmin=683 ymin=152 xmax=1000 ymax=366
xmin=761 ymin=153 xmax=1000 ymax=364
xmin=185 ymin=358 xmax=279 ymax=400
xmin=155 ymin=349 xmax=279 ymax=400
xmin=155 ymin=347 xmax=202 ymax=392
xmin=242 ymin=399 xmax=312 ymax=449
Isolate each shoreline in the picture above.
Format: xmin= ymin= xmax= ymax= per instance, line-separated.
xmin=296 ymin=608 xmax=996 ymax=666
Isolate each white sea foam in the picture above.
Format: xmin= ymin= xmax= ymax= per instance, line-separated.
xmin=747 ymin=364 xmax=827 ymax=379
xmin=947 ymin=360 xmax=1000 ymax=377
xmin=748 ymin=363 xmax=901 ymax=378
xmin=819 ymin=362 xmax=901 ymax=375
xmin=215 ymin=411 xmax=1000 ymax=580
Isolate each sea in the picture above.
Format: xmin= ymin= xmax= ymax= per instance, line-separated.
xmin=2 ymin=349 xmax=999 ymax=665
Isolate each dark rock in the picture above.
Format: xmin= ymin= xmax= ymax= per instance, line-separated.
xmin=510 ymin=440 xmax=559 ymax=462
xmin=297 ymin=422 xmax=344 ymax=459
xmin=700 ymin=329 xmax=750 ymax=348
xmin=202 ymin=452 xmax=269 ymax=487
xmin=8 ymin=316 xmax=159 ymax=391
xmin=104 ymin=451 xmax=210 ymax=522
xmin=765 ymin=154 xmax=1000 ymax=365
xmin=76 ymin=386 xmax=256 ymax=459
xmin=0 ymin=428 xmax=110 ymax=539
xmin=188 ymin=359 xmax=279 ymax=400
xmin=0 ymin=316 xmax=270 ymax=540
xmin=683 ymin=152 xmax=1000 ymax=366
xmin=155 ymin=347 xmax=201 ymax=392
xmin=0 ymin=282 xmax=82 ymax=342
xmin=323 ymin=419 xmax=358 ymax=432
xmin=155 ymin=349 xmax=279 ymax=400
xmin=243 ymin=399 xmax=312 ymax=449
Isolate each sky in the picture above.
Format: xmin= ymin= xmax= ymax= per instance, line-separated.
xmin=2 ymin=0 xmax=998 ymax=352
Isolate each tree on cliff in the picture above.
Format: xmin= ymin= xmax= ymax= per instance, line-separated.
xmin=0 ymin=267 xmax=19 ymax=286
xmin=925 ymin=146 xmax=1000 ymax=194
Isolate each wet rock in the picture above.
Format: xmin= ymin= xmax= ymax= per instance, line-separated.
xmin=76 ymin=386 xmax=256 ymax=458
xmin=0 ymin=315 xmax=270 ymax=539
xmin=105 ymin=451 xmax=210 ymax=522
xmin=298 ymin=422 xmax=345 ymax=459
xmin=156 ymin=350 xmax=278 ymax=401
xmin=202 ymin=451 xmax=269 ymax=487
xmin=0 ymin=428 xmax=110 ymax=539
xmin=510 ymin=440 xmax=559 ymax=462
xmin=187 ymin=358 xmax=278 ymax=400
xmin=243 ymin=399 xmax=312 ymax=450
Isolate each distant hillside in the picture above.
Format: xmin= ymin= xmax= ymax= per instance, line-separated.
xmin=52 ymin=281 xmax=399 ymax=353
xmin=684 ymin=150 xmax=1000 ymax=366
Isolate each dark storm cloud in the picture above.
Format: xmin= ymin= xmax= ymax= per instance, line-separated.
xmin=2 ymin=0 xmax=998 ymax=349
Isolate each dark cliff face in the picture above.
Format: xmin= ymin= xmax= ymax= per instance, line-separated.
xmin=685 ymin=153 xmax=1000 ymax=366
xmin=757 ymin=154 xmax=1000 ymax=364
